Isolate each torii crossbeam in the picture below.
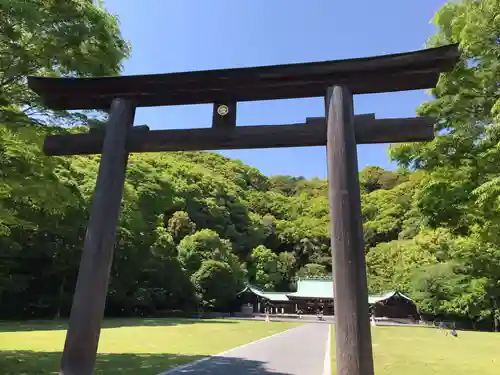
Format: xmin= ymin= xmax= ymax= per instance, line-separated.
xmin=28 ymin=44 xmax=459 ymax=375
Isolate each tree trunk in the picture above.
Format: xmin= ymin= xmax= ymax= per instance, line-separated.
xmin=55 ymin=275 xmax=66 ymax=319
xmin=492 ymin=297 xmax=499 ymax=332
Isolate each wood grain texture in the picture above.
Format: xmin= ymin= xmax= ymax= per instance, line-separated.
xmin=326 ymin=86 xmax=374 ymax=375
xmin=43 ymin=116 xmax=434 ymax=156
xmin=27 ymin=44 xmax=459 ymax=110
xmin=60 ymin=99 xmax=135 ymax=375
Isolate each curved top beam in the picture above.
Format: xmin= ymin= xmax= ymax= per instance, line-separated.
xmin=28 ymin=44 xmax=459 ymax=110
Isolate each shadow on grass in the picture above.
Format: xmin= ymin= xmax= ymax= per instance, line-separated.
xmin=0 ymin=350 xmax=204 ymax=375
xmin=0 ymin=318 xmax=236 ymax=333
xmin=0 ymin=350 xmax=294 ymax=375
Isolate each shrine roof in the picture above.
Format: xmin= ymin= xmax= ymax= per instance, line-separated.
xmin=237 ymin=285 xmax=290 ymax=302
xmin=238 ymin=280 xmax=415 ymax=305
xmin=286 ymin=279 xmax=334 ymax=299
xmin=368 ymin=291 xmax=414 ymax=304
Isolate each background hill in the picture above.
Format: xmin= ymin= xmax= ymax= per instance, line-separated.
xmin=0 ymin=0 xmax=499 ymax=331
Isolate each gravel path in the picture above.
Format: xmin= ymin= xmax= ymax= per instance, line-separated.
xmin=161 ymin=323 xmax=330 ymax=375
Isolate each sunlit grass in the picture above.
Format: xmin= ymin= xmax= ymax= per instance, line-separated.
xmin=0 ymin=318 xmax=299 ymax=374
xmin=331 ymin=325 xmax=499 ymax=375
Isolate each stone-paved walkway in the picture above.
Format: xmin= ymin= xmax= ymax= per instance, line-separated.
xmin=161 ymin=323 xmax=330 ymax=375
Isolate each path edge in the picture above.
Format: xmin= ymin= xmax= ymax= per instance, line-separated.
xmin=157 ymin=324 xmax=304 ymax=375
xmin=323 ymin=323 xmax=332 ymax=375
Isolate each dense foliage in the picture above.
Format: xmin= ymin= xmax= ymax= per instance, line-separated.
xmin=0 ymin=0 xmax=499 ymax=331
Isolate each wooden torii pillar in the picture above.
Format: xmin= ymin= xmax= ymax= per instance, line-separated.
xmin=28 ymin=44 xmax=459 ymax=375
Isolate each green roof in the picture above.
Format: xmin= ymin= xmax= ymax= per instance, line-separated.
xmin=238 ymin=280 xmax=414 ymax=305
xmin=286 ymin=279 xmax=333 ymax=299
xmin=237 ymin=285 xmax=289 ymax=302
xmin=368 ymin=291 xmax=414 ymax=304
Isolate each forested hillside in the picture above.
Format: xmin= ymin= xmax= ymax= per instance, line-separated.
xmin=1 ymin=0 xmax=499 ymax=330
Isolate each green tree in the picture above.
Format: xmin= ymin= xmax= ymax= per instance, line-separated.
xmin=0 ymin=0 xmax=130 ymax=124
xmin=167 ymin=211 xmax=196 ymax=243
xmin=362 ymin=176 xmax=419 ymax=249
xmin=150 ymin=219 xmax=177 ymax=259
xmin=191 ymin=260 xmax=238 ymax=311
xmin=278 ymin=252 xmax=296 ymax=281
xmin=410 ymin=262 xmax=466 ymax=315
xmin=390 ymin=0 xmax=500 ymax=171
xmin=359 ymin=166 xmax=407 ymax=193
xmin=249 ymin=245 xmax=281 ymax=290
xmin=177 ymin=229 xmax=240 ymax=275
xmin=4 ymin=0 xmax=500 ymax=329
xmin=296 ymin=263 xmax=328 ymax=279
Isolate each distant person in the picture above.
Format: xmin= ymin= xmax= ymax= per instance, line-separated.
xmin=264 ymin=302 xmax=271 ymax=322
xmin=317 ymin=305 xmax=324 ymax=320
xmin=296 ymin=308 xmax=303 ymax=319
xmin=439 ymin=321 xmax=446 ymax=331
xmin=450 ymin=323 xmax=458 ymax=337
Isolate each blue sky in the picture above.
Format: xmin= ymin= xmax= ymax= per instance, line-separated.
xmin=102 ymin=0 xmax=447 ymax=178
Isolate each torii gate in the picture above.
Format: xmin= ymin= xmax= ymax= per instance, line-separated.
xmin=28 ymin=43 xmax=459 ymax=375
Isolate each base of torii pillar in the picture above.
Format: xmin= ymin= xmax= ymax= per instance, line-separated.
xmin=60 ymin=99 xmax=135 ymax=375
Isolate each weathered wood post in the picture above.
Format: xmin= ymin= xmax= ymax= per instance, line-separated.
xmin=326 ymin=85 xmax=374 ymax=375
xmin=60 ymin=98 xmax=135 ymax=375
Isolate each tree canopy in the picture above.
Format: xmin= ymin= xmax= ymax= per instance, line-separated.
xmin=1 ymin=0 xmax=499 ymax=331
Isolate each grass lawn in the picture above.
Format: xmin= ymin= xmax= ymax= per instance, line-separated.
xmin=0 ymin=318 xmax=299 ymax=375
xmin=331 ymin=325 xmax=500 ymax=375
